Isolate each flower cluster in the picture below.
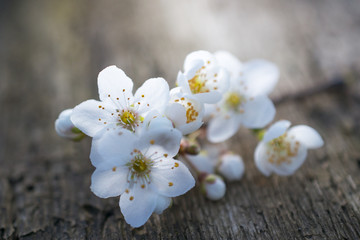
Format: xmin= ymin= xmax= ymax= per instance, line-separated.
xmin=55 ymin=50 xmax=324 ymax=227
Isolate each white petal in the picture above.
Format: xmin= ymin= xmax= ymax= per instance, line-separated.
xmin=183 ymin=60 xmax=203 ymax=79
xmin=165 ymin=103 xmax=187 ymax=127
xmin=90 ymin=129 xmax=137 ymax=168
xmin=177 ymin=120 xmax=203 ymax=135
xmin=154 ymin=196 xmax=171 ymax=214
xmin=97 ymin=66 xmax=134 ymax=105
xmin=177 ymin=72 xmax=192 ymax=95
xmin=242 ymin=60 xmax=279 ymax=97
xmin=169 ymin=86 xmax=183 ymax=96
xmin=55 ymin=109 xmax=76 ymax=138
xmin=203 ymin=103 xmax=217 ymax=120
xmin=214 ymin=51 xmax=243 ymax=78
xmin=207 ymin=113 xmax=241 ymax=143
xmin=119 ymin=185 xmax=157 ymax=228
xmin=203 ymin=67 xmax=230 ymax=95
xmin=146 ymin=113 xmax=174 ymax=131
xmin=287 ymin=125 xmax=324 ymax=149
xmin=192 ymin=90 xmax=222 ymax=104
xmin=269 ymin=144 xmax=308 ymax=176
xmin=263 ymin=120 xmax=291 ymax=143
xmin=185 ymin=153 xmax=215 ymax=174
xmin=218 ymin=154 xmax=245 ymax=181
xmin=71 ymin=99 xmax=117 ymax=137
xmin=254 ymin=142 xmax=272 ymax=176
xmin=90 ymin=167 xmax=128 ymax=198
xmin=166 ymin=101 xmax=204 ymax=135
xmin=242 ymin=96 xmax=276 ymax=129
xmin=184 ymin=50 xmax=215 ymax=71
xmin=150 ymin=160 xmax=195 ymax=197
xmin=134 ymin=78 xmax=169 ymax=114
xmin=136 ymin=125 xmax=182 ymax=158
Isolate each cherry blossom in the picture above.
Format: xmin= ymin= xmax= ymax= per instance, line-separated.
xmin=90 ymin=125 xmax=195 ymax=227
xmin=71 ymin=66 xmax=170 ymax=137
xmin=177 ymin=50 xmax=230 ymax=104
xmin=55 ymin=109 xmax=85 ymax=141
xmin=165 ymin=87 xmax=204 ymax=135
xmin=206 ymin=51 xmax=279 ymax=143
xmin=255 ymin=120 xmax=324 ymax=176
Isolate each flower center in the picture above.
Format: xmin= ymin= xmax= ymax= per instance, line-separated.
xmin=186 ymin=104 xmax=199 ymax=123
xmin=267 ymin=134 xmax=300 ymax=165
xmin=225 ymin=92 xmax=245 ymax=111
xmin=120 ymin=110 xmax=136 ymax=125
xmin=132 ymin=157 xmax=148 ymax=173
xmin=188 ymin=73 xmax=209 ymax=94
xmin=130 ymin=152 xmax=152 ymax=173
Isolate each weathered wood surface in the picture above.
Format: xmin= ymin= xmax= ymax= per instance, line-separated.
xmin=1 ymin=0 xmax=360 ymax=239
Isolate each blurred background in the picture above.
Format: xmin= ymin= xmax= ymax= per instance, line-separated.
xmin=1 ymin=0 xmax=360 ymax=239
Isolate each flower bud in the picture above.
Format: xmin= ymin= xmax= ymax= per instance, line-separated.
xmin=179 ymin=139 xmax=200 ymax=155
xmin=217 ymin=153 xmax=245 ymax=181
xmin=55 ymin=109 xmax=85 ymax=141
xmin=201 ymin=174 xmax=226 ymax=201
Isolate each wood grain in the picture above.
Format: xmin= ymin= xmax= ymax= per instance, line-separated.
xmin=1 ymin=0 xmax=360 ymax=239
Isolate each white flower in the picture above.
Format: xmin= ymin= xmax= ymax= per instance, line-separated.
xmin=201 ymin=174 xmax=226 ymax=201
xmin=255 ymin=120 xmax=324 ymax=176
xmin=177 ymin=50 xmax=230 ymax=104
xmin=71 ymin=66 xmax=170 ymax=137
xmin=206 ymin=51 xmax=279 ymax=143
xmin=217 ymin=153 xmax=245 ymax=181
xmin=165 ymin=87 xmax=204 ymax=135
xmin=90 ymin=126 xmax=195 ymax=228
xmin=55 ymin=109 xmax=84 ymax=141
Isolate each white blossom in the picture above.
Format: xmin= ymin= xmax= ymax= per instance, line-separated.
xmin=177 ymin=50 xmax=230 ymax=104
xmin=55 ymin=109 xmax=84 ymax=140
xmin=217 ymin=153 xmax=245 ymax=181
xmin=90 ymin=124 xmax=195 ymax=228
xmin=71 ymin=66 xmax=170 ymax=137
xmin=201 ymin=174 xmax=226 ymax=201
xmin=165 ymin=87 xmax=204 ymax=135
xmin=255 ymin=120 xmax=324 ymax=176
xmin=207 ymin=51 xmax=279 ymax=143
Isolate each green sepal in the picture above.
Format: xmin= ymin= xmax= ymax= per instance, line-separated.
xmin=71 ymin=127 xmax=82 ymax=134
xmin=72 ymin=132 xmax=86 ymax=142
xmin=252 ymin=128 xmax=266 ymax=141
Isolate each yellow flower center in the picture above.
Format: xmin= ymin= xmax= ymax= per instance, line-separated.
xmin=186 ymin=104 xmax=199 ymax=123
xmin=128 ymin=151 xmax=153 ymax=176
xmin=267 ymin=134 xmax=300 ymax=165
xmin=132 ymin=156 xmax=148 ymax=173
xmin=120 ymin=110 xmax=136 ymax=125
xmin=225 ymin=92 xmax=245 ymax=111
xmin=188 ymin=74 xmax=209 ymax=94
